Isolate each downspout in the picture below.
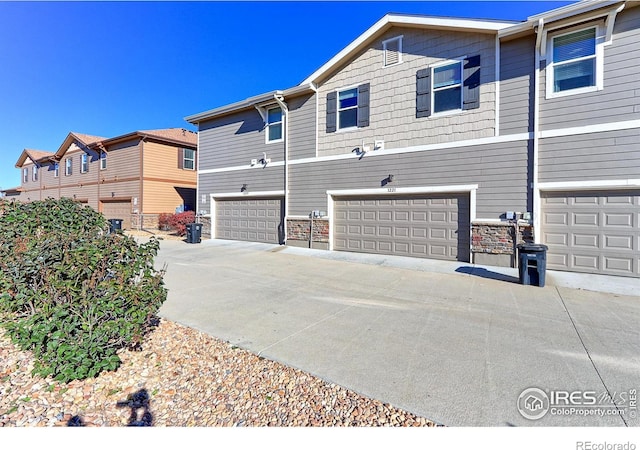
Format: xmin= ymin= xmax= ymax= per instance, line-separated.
xmin=533 ymin=18 xmax=544 ymax=243
xmin=273 ymin=94 xmax=289 ymax=244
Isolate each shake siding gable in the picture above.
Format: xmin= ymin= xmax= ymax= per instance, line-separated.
xmin=317 ymin=27 xmax=497 ymax=158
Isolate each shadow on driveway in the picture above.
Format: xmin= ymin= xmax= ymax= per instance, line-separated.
xmin=455 ymin=266 xmax=520 ymax=284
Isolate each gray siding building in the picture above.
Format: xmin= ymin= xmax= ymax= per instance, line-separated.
xmin=187 ymin=1 xmax=640 ymax=279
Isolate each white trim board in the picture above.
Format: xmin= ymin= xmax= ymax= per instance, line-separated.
xmin=211 ymin=190 xmax=285 ymax=199
xmin=327 ymin=184 xmax=478 ymax=197
xmin=199 ymin=161 xmax=285 ymax=175
xmin=291 ymin=133 xmax=530 ymax=167
xmin=539 ymin=119 xmax=640 ymax=139
xmin=538 ymin=179 xmax=640 ymax=191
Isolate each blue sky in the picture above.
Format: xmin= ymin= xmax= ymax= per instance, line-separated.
xmin=0 ymin=1 xmax=573 ymax=189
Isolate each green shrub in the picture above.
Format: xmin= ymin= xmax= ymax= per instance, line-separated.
xmin=0 ymin=198 xmax=166 ymax=382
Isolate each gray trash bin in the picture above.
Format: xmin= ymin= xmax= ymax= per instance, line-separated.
xmin=186 ymin=223 xmax=202 ymax=244
xmin=108 ymin=218 xmax=123 ymax=234
xmin=517 ymin=243 xmax=548 ymax=287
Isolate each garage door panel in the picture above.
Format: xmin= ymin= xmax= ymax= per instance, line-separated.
xmin=573 ymin=213 xmax=598 ymax=226
xmin=574 ymin=196 xmax=599 ymax=205
xmin=548 ymin=252 xmax=568 ymax=267
xmin=605 ymin=195 xmax=633 ymax=205
xmin=102 ymin=200 xmax=132 ymax=230
xmin=334 ymin=193 xmax=470 ymax=262
xmin=545 ymin=212 xmax=569 ymax=225
xmin=573 ymin=254 xmax=599 ymax=270
xmin=216 ymin=197 xmax=283 ymax=244
xmin=573 ymin=234 xmax=598 ymax=248
xmin=542 ymin=190 xmax=640 ymax=277
xmin=605 ymin=257 xmax=633 ymax=272
xmin=605 ymin=213 xmax=633 ymax=227
xmin=605 ymin=235 xmax=633 ymax=250
xmin=544 ymin=232 xmax=567 ymax=246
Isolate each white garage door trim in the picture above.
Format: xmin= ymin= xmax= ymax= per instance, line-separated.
xmin=327 ymin=185 xmax=477 ymax=252
xmin=210 ymin=190 xmax=285 ymax=241
xmin=540 ymin=183 xmax=640 ymax=277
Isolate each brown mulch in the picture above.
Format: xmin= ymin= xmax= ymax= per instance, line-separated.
xmin=0 ymin=319 xmax=437 ymax=427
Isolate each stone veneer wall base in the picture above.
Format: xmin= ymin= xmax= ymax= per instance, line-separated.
xmin=471 ymin=221 xmax=534 ymax=268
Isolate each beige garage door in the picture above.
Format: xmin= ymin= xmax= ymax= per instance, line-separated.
xmin=101 ymin=200 xmax=132 ymax=229
xmin=216 ymin=197 xmax=284 ymax=244
xmin=542 ymin=190 xmax=640 ymax=278
xmin=333 ymin=193 xmax=470 ymax=262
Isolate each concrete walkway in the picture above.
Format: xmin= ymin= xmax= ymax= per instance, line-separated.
xmin=154 ymin=238 xmax=640 ymax=426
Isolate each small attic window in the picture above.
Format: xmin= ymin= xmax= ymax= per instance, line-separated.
xmin=383 ymin=36 xmax=403 ymax=67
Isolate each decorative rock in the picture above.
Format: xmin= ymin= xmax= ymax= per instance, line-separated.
xmin=0 ymin=319 xmax=437 ymax=427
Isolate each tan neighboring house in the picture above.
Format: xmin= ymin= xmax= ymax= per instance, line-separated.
xmin=4 ymin=128 xmax=197 ymax=229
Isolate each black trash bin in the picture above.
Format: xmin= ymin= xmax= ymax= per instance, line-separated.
xmin=186 ymin=223 xmax=202 ymax=244
xmin=108 ymin=218 xmax=123 ymax=234
xmin=517 ymin=243 xmax=548 ymax=287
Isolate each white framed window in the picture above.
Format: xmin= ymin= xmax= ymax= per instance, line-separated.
xmin=54 ymin=162 xmax=59 ymax=178
xmin=80 ymin=153 xmax=88 ymax=173
xmin=338 ymin=87 xmax=358 ymax=130
xmin=100 ymin=151 xmax=107 ymax=170
xmin=65 ymin=157 xmax=72 ymax=176
xmin=23 ymin=168 xmax=28 ymax=183
xmin=183 ymin=148 xmax=195 ymax=170
xmin=32 ymin=165 xmax=38 ymax=182
xmin=382 ymin=36 xmax=403 ymax=67
xmin=432 ymin=60 xmax=463 ymax=114
xmin=546 ymin=26 xmax=603 ymax=98
xmin=266 ymin=106 xmax=283 ymax=143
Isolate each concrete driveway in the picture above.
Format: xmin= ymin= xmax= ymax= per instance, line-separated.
xmin=154 ymin=238 xmax=640 ymax=427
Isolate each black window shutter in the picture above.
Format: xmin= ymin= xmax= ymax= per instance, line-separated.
xmin=178 ymin=148 xmax=184 ymax=169
xmin=463 ymin=55 xmax=481 ymax=110
xmin=357 ymin=83 xmax=370 ymax=128
xmin=326 ymin=92 xmax=337 ymax=133
xmin=416 ymin=68 xmax=431 ymax=118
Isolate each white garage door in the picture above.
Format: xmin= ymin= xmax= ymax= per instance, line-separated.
xmin=101 ymin=200 xmax=132 ymax=229
xmin=333 ymin=193 xmax=470 ymax=262
xmin=216 ymin=197 xmax=284 ymax=244
xmin=542 ymin=190 xmax=640 ymax=278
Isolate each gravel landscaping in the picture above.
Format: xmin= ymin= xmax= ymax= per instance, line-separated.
xmin=1 ymin=318 xmax=437 ymax=427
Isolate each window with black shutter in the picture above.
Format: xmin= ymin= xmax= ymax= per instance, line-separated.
xmin=327 ymin=83 xmax=371 ymax=132
xmin=416 ymin=55 xmax=481 ymax=118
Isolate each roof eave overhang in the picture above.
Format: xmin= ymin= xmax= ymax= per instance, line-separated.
xmin=301 ymin=14 xmax=516 ymax=86
xmin=498 ymin=0 xmax=626 ymax=39
xmin=184 ymin=84 xmax=316 ymax=124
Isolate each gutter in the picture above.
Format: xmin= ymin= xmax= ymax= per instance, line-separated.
xmin=273 ymin=93 xmax=289 ymax=244
xmin=533 ymin=18 xmax=543 ymax=243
